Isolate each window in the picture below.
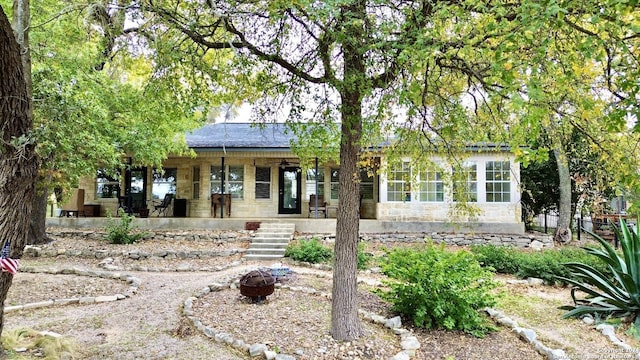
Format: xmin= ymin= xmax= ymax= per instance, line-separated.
xmin=192 ymin=166 xmax=200 ymax=200
xmin=96 ymin=169 xmax=120 ymax=198
xmin=255 ymin=167 xmax=271 ymax=199
xmin=418 ymin=167 xmax=444 ymax=202
xmin=387 ymin=161 xmax=410 ymax=201
xmin=152 ymin=168 xmax=177 ymax=200
xmin=210 ymin=165 xmax=244 ymax=199
xmin=453 ymin=162 xmax=477 ymax=202
xmin=360 ymin=169 xmax=374 ymax=200
xmin=486 ymin=161 xmax=511 ymax=202
xmin=306 ymin=168 xmax=324 ymax=197
xmin=330 ymin=168 xmax=339 ymax=200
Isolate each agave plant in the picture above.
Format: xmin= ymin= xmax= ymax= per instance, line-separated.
xmin=559 ymin=218 xmax=640 ymax=326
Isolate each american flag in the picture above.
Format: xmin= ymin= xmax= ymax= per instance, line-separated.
xmin=0 ymin=241 xmax=18 ymax=275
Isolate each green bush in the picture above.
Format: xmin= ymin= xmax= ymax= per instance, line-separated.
xmin=285 ymin=238 xmax=332 ymax=263
xmin=380 ymin=243 xmax=498 ymax=337
xmin=560 ymin=220 xmax=640 ymax=328
xmin=469 ymin=244 xmax=519 ymax=274
xmin=105 ymin=213 xmax=147 ymax=245
xmin=470 ymin=244 xmax=611 ymax=285
xmin=357 ymin=241 xmax=373 ymax=270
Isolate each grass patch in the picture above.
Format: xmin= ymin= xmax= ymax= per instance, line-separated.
xmin=1 ymin=328 xmax=77 ymax=360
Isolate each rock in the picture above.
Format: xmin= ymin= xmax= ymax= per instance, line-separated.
xmin=385 ymin=316 xmax=402 ymax=329
xmin=530 ymin=240 xmax=544 ymax=251
xmin=249 ymin=343 xmax=268 ymax=357
xmin=274 ymin=355 xmax=296 ymax=360
xmin=264 ymin=350 xmax=277 ymax=360
xmin=400 ymin=336 xmax=420 ymax=350
xmin=390 ymin=352 xmax=411 ymax=360
xmin=527 ymin=278 xmax=545 ymax=286
xmin=582 ymin=316 xmax=595 ymax=325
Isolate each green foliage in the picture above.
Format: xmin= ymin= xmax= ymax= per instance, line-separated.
xmin=379 ymin=244 xmax=498 ymax=337
xmin=469 ymin=244 xmax=520 ymax=274
xmin=471 ymin=244 xmax=611 ymax=285
xmin=357 ymin=241 xmax=373 ymax=270
xmin=559 ymin=220 xmax=640 ymax=326
xmin=285 ymin=238 xmax=332 ymax=264
xmin=105 ymin=213 xmax=146 ymax=245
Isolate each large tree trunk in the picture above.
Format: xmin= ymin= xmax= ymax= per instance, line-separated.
xmin=331 ymin=1 xmax=365 ymax=341
xmin=331 ymin=95 xmax=364 ymax=341
xmin=29 ymin=191 xmax=51 ymax=245
xmin=554 ymin=147 xmax=572 ymax=243
xmin=0 ymin=3 xmax=38 ymax=342
xmin=10 ymin=0 xmax=46 ymax=245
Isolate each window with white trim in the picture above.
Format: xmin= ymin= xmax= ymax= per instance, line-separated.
xmin=486 ymin=161 xmax=511 ymax=202
xmin=453 ymin=162 xmax=477 ymax=202
xmin=418 ymin=167 xmax=444 ymax=202
xmin=387 ymin=161 xmax=410 ymax=202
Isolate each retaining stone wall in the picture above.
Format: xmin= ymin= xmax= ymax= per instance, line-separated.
xmin=46 ymin=229 xmax=254 ymax=243
xmin=46 ymin=228 xmax=553 ymax=248
xmin=295 ymin=232 xmax=554 ymax=248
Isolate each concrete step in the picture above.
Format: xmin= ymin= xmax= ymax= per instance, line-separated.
xmin=249 ymin=242 xmax=289 ymax=249
xmin=251 ymin=237 xmax=291 ymax=243
xmin=244 ymin=223 xmax=295 ymax=260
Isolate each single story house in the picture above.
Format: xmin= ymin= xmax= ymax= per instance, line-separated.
xmin=73 ymin=122 xmax=524 ymax=233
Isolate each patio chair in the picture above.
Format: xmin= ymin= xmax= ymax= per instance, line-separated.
xmin=151 ymin=193 xmax=174 ymax=217
xmin=117 ymin=195 xmax=133 ymax=216
xmin=211 ymin=193 xmax=232 ymax=218
xmin=308 ymin=194 xmax=327 ymax=218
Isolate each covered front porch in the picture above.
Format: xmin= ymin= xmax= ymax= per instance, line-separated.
xmin=46 ymin=217 xmax=524 ymax=234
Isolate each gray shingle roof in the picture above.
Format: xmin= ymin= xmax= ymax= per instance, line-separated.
xmin=185 ymin=123 xmax=295 ymax=150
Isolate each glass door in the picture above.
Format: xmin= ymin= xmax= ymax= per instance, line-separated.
xmin=124 ymin=167 xmax=147 ymax=213
xmin=278 ymin=167 xmax=301 ymax=214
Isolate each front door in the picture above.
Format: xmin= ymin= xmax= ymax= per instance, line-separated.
xmin=278 ymin=167 xmax=301 ymax=214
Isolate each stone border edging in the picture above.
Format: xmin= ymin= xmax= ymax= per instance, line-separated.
xmin=485 ymin=308 xmax=567 ymax=360
xmin=4 ymin=267 xmax=141 ymax=313
xmin=182 ymin=267 xmax=421 ymax=360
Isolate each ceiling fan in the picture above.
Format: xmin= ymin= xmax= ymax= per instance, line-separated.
xmin=278 ymin=158 xmax=299 ymax=168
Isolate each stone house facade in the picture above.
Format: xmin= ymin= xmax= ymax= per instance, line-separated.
xmin=76 ymin=123 xmax=523 ymax=232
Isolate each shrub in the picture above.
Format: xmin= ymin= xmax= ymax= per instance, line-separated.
xmin=469 ymin=244 xmax=519 ymax=274
xmin=379 ymin=243 xmax=498 ymax=337
xmin=285 ymin=238 xmax=332 ymax=263
xmin=560 ymin=219 xmax=640 ymax=328
xmin=357 ymin=241 xmax=373 ymax=270
xmin=470 ymin=244 xmax=611 ymax=285
xmin=105 ymin=213 xmax=147 ymax=245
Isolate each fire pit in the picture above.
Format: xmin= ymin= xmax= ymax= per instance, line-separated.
xmin=239 ymin=269 xmax=275 ymax=303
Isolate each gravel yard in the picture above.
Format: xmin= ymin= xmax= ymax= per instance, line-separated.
xmin=1 ymin=232 xmax=635 ymax=359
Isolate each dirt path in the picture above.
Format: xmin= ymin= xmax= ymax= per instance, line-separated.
xmin=5 ymin=267 xmax=256 ymax=360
